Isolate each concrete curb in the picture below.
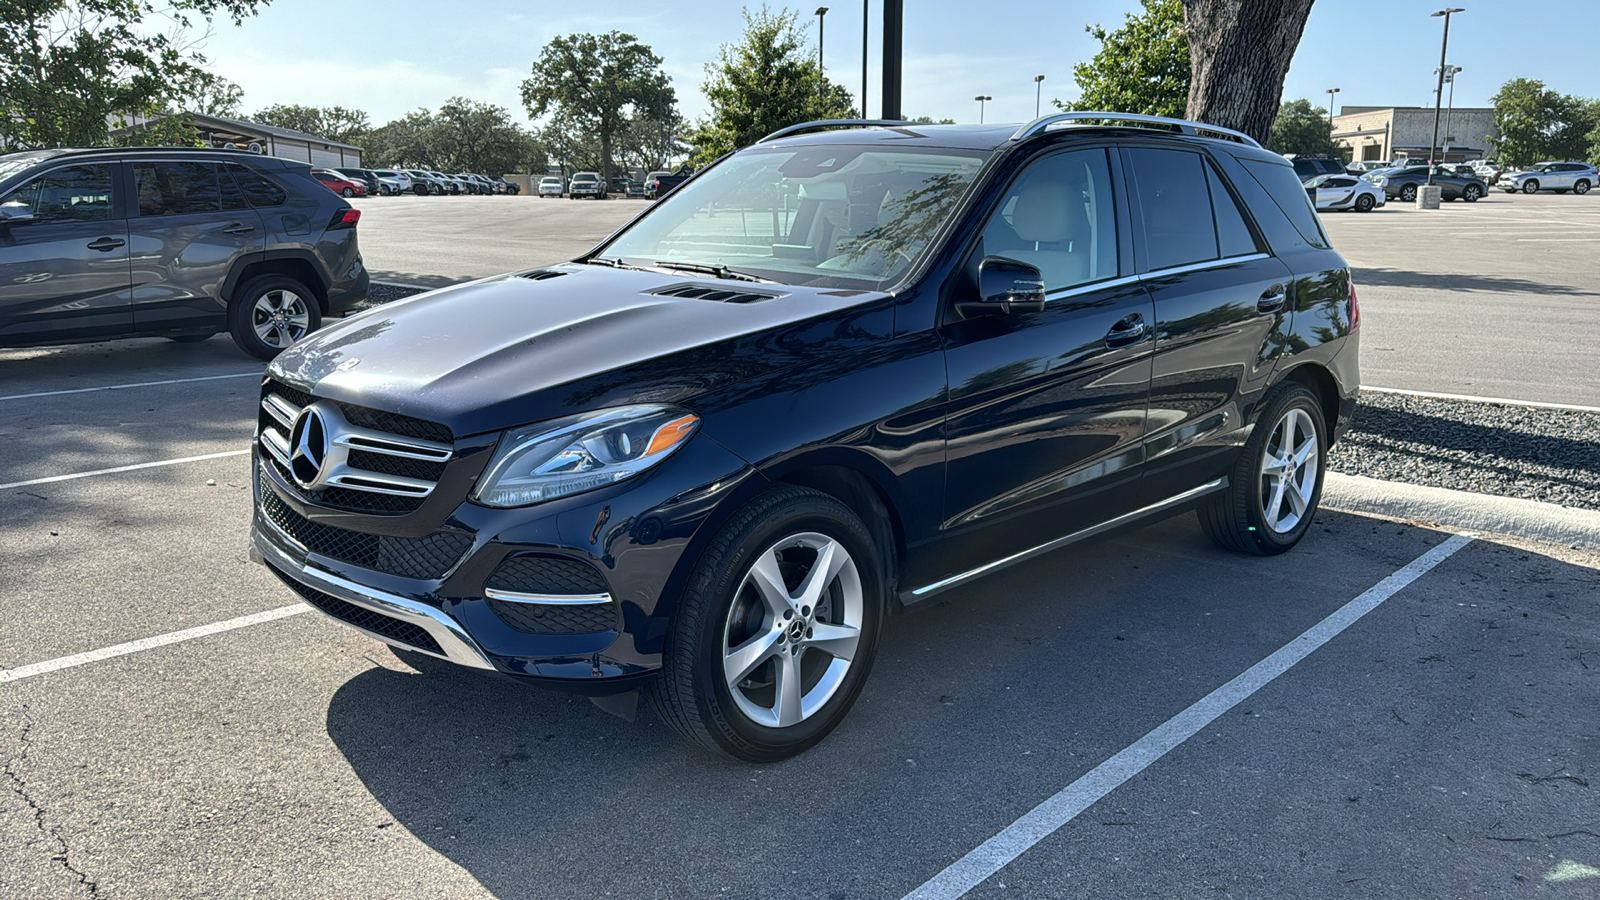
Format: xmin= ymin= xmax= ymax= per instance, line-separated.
xmin=1323 ymin=472 xmax=1600 ymax=551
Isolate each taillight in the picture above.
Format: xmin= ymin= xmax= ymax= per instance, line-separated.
xmin=329 ymin=208 xmax=361 ymax=229
xmin=1349 ymin=279 xmax=1361 ymax=330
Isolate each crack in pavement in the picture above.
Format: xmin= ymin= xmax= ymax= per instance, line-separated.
xmin=5 ymin=704 xmax=100 ymax=896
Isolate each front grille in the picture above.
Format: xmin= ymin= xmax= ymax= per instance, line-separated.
xmin=486 ymin=555 xmax=608 ymax=595
xmin=259 ymin=485 xmax=471 ymax=579
xmin=257 ymin=379 xmax=454 ymax=515
xmin=267 ymin=562 xmax=444 ymax=655
xmin=487 ymin=598 xmax=618 ymax=635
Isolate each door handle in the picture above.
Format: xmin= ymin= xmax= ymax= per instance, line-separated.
xmin=1257 ymin=284 xmax=1287 ymax=314
xmin=222 ymin=222 xmax=255 ymax=235
xmin=86 ymin=237 xmax=125 ymax=252
xmin=1105 ymin=313 xmax=1147 ymax=348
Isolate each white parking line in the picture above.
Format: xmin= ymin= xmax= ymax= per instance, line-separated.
xmin=1361 ymin=385 xmax=1600 ymax=413
xmin=0 ymin=449 xmax=250 ymax=491
xmin=0 ymin=372 xmax=259 ymax=403
xmin=902 ymin=533 xmax=1476 ymax=900
xmin=0 ymin=605 xmax=309 ymax=684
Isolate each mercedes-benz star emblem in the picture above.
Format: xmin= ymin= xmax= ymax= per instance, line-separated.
xmin=288 ymin=405 xmax=330 ymax=489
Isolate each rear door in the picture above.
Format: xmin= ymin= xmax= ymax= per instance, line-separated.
xmin=1313 ymin=176 xmax=1357 ymax=209
xmin=0 ymin=161 xmax=132 ymax=344
xmin=935 ymin=145 xmax=1156 ymax=580
xmin=1121 ymin=145 xmax=1295 ymax=506
xmin=127 ymin=160 xmax=265 ymax=332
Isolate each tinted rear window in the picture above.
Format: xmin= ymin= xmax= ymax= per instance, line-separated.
xmin=227 ymin=164 xmax=287 ymax=207
xmin=1239 ymin=158 xmax=1329 ymax=249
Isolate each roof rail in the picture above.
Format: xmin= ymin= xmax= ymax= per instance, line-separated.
xmin=757 ymin=119 xmax=914 ymax=144
xmin=1010 ymin=112 xmax=1262 ymax=148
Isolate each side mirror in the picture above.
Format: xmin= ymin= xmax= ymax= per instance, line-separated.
xmin=960 ymin=256 xmax=1046 ymax=318
xmin=0 ymin=204 xmax=35 ymax=225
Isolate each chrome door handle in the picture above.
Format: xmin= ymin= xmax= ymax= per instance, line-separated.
xmin=1105 ymin=313 xmax=1147 ymax=348
xmin=1257 ymin=284 xmax=1287 ymax=314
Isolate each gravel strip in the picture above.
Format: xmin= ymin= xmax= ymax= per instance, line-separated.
xmin=1330 ymin=392 xmax=1600 ymax=512
xmin=350 ymin=286 xmax=1600 ymax=512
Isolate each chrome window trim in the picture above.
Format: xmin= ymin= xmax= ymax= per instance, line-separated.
xmin=902 ymin=477 xmax=1228 ymax=603
xmin=1043 ymin=274 xmax=1143 ymax=303
xmin=1141 ymin=253 xmax=1270 ymax=280
xmin=484 ymin=588 xmax=614 ymax=606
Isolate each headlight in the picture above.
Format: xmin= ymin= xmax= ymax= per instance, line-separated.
xmin=472 ymin=405 xmax=701 ymax=508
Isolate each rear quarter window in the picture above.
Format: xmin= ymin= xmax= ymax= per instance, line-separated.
xmin=227 ymin=164 xmax=288 ymax=208
xmin=1239 ymin=158 xmax=1330 ymax=249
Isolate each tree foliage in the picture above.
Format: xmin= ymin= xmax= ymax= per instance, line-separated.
xmin=363 ymin=101 xmax=543 ymax=175
xmin=690 ymin=5 xmax=859 ymax=166
xmin=1268 ymin=99 xmax=1339 ymax=157
xmin=1487 ymin=78 xmax=1596 ymax=167
xmin=1181 ymin=0 xmax=1315 ymax=146
xmin=520 ymin=31 xmax=676 ymax=181
xmin=1056 ymin=0 xmax=1189 ymax=118
xmin=0 ymin=0 xmax=266 ymax=149
xmin=253 ymin=103 xmax=371 ymax=145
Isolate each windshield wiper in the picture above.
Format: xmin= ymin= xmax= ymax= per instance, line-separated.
xmin=651 ymin=260 xmax=773 ymax=283
xmin=586 ymin=256 xmax=645 ymax=271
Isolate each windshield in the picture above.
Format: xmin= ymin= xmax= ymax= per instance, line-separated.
xmin=573 ymin=174 xmax=598 ymax=182
xmin=600 ymin=144 xmax=989 ymax=290
xmin=0 ymin=151 xmax=60 ymax=183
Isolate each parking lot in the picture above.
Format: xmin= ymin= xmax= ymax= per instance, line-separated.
xmin=4 ymin=195 xmax=1599 ymax=898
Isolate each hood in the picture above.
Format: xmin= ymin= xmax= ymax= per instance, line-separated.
xmin=268 ymin=265 xmax=890 ymax=437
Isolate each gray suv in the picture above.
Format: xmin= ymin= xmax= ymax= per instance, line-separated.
xmin=1 ymin=147 xmax=371 ymax=360
xmin=1498 ymin=161 xmax=1596 ymax=195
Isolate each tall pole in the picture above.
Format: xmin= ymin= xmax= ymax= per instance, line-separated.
xmin=861 ymin=0 xmax=868 ymax=117
xmin=816 ymin=7 xmax=827 ymax=73
xmin=1443 ymin=66 xmax=1461 ymax=160
xmin=1326 ymin=87 xmax=1339 ymax=128
xmin=975 ymin=95 xmax=992 ymax=124
xmin=1427 ymin=8 xmax=1464 ymax=185
xmin=882 ymin=0 xmax=902 ymax=120
xmin=1034 ymin=75 xmax=1045 ymax=118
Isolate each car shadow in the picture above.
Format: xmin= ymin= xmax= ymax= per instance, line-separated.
xmin=1351 ymin=266 xmax=1598 ymax=296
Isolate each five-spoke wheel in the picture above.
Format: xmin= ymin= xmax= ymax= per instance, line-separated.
xmin=1199 ymin=382 xmax=1327 ymax=555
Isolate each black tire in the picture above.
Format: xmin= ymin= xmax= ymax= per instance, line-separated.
xmin=227 ymin=274 xmax=321 ymax=361
xmin=1399 ymin=184 xmax=1418 ymax=202
xmin=1577 ymin=180 xmax=1592 ymax=195
xmin=1354 ymin=193 xmax=1375 ymax=212
xmin=340 ymin=187 xmax=354 ymax=198
xmin=645 ymin=485 xmax=885 ymax=762
xmin=1523 ymin=180 xmax=1539 ymax=194
xmin=166 ymin=333 xmax=214 ymax=343
xmin=1463 ymin=184 xmax=1481 ymax=202
xmin=1198 ymin=382 xmax=1326 ymax=556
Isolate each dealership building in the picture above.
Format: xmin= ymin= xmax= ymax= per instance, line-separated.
xmin=1331 ymin=105 xmax=1499 ymax=163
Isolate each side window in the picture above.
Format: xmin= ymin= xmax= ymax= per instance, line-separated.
xmin=227 ymin=164 xmax=287 ymax=207
xmin=0 ymin=164 xmax=114 ymax=224
xmin=134 ymin=161 xmax=221 ymax=217
xmin=218 ymin=164 xmax=249 ymax=211
xmin=979 ymin=148 xmax=1118 ymax=292
xmin=1238 ymin=157 xmax=1330 ymax=250
xmin=1126 ymin=148 xmax=1218 ymax=270
xmin=1207 ymin=164 xmax=1262 ymax=258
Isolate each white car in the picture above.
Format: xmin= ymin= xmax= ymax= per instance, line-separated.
xmin=1307 ymin=173 xmax=1385 ymax=212
xmin=371 ymin=169 xmax=413 ymax=194
xmin=537 ymin=176 xmax=564 ymax=197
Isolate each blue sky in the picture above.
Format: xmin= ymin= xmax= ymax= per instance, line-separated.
xmin=199 ymin=0 xmax=1598 ymax=129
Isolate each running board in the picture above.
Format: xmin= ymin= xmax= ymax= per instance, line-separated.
xmin=900 ymin=478 xmax=1229 ymax=604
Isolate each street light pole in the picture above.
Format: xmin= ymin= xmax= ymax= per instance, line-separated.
xmin=975 ymin=94 xmax=992 ymax=124
xmin=816 ymin=7 xmax=828 ymax=73
xmin=1439 ymin=65 xmax=1462 ymax=159
xmin=861 ymin=0 xmax=868 ymax=117
xmin=1326 ymin=87 xmax=1340 ymax=128
xmin=1034 ymin=75 xmax=1045 ymax=118
xmin=1427 ymin=8 xmax=1464 ymax=185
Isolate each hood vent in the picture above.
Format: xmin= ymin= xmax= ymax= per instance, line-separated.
xmin=516 ymin=269 xmax=567 ymax=281
xmin=651 ymin=284 xmax=779 ymax=304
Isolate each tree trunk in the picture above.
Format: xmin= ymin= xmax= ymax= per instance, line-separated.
xmin=1182 ymin=0 xmax=1316 ymax=146
xmin=600 ymin=129 xmax=613 ymax=184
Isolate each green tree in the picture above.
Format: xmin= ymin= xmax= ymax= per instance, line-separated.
xmin=520 ymin=31 xmax=677 ymax=182
xmin=0 ymin=0 xmax=267 ymax=149
xmin=253 ymin=103 xmax=370 ymax=145
xmin=363 ymin=110 xmax=439 ymax=168
xmin=690 ymin=5 xmax=859 ymax=165
xmin=431 ymin=97 xmax=541 ymax=175
xmin=1487 ymin=78 xmax=1595 ymax=167
xmin=1056 ymin=0 xmax=1188 ymax=118
xmin=1268 ymin=99 xmax=1339 ymax=156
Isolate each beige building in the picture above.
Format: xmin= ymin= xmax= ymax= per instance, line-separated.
xmin=1332 ymin=105 xmax=1498 ymax=164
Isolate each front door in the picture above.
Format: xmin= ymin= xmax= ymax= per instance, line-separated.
xmin=0 ymin=162 xmax=131 ymax=344
xmin=935 ymin=146 xmax=1155 ymax=582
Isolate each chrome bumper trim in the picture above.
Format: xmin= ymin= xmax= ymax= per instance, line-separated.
xmin=484 ymin=588 xmax=613 ymax=606
xmin=903 ymin=477 xmax=1229 ymax=603
xmin=250 ymin=526 xmax=495 ymax=670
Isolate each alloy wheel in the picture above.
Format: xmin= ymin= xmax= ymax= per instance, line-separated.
xmin=251 ymin=289 xmax=311 ymax=349
xmin=1400 ymin=185 xmax=1417 ymax=202
xmin=1258 ymin=407 xmax=1320 ymax=535
xmin=721 ymin=532 xmax=864 ymax=728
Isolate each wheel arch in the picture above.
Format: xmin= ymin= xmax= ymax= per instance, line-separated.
xmin=225 ymin=252 xmax=330 ymax=313
xmin=1277 ymin=362 xmax=1342 ymax=447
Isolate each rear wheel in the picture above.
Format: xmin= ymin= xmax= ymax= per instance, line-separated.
xmin=1463 ymin=184 xmax=1482 ymax=202
xmin=1576 ymin=180 xmax=1592 ymax=195
xmin=1523 ymin=179 xmax=1540 ymax=194
xmin=646 ymin=485 xmax=884 ymax=762
xmin=228 ymin=274 xmax=320 ymax=361
xmin=1198 ymin=382 xmax=1326 ymax=556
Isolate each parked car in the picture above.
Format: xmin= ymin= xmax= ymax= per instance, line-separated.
xmin=1287 ymin=155 xmax=1347 ymax=183
xmin=1307 ymin=173 xmax=1385 ymax=212
xmin=0 ymin=146 xmax=367 ymax=360
xmin=568 ymin=171 xmax=606 ymax=199
xmin=312 ymin=169 xmax=366 ymax=198
xmin=611 ymin=176 xmax=635 ymax=196
xmin=468 ymin=174 xmax=500 ymax=194
xmin=371 ymin=169 xmax=414 ymax=194
xmin=538 ymin=176 xmax=564 ymax=198
xmin=436 ymin=172 xmax=469 ymax=195
xmin=1470 ymin=161 xmax=1502 ymax=185
xmin=1499 ymin=161 xmax=1597 ymax=195
xmin=334 ymin=168 xmax=381 ymax=196
xmin=1346 ymin=160 xmax=1391 ymax=174
xmin=1377 ymin=165 xmax=1486 ymax=202
xmin=250 ymin=113 xmax=1358 ymax=761
xmin=498 ymin=177 xmax=521 ymax=196
xmin=646 ymin=169 xmax=690 ymax=200
xmin=403 ymin=169 xmax=443 ymax=195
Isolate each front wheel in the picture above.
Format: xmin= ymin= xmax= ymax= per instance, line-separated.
xmin=1198 ymin=382 xmax=1326 ymax=556
xmin=340 ymin=187 xmax=354 ymax=198
xmin=228 ymin=274 xmax=321 ymax=361
xmin=1523 ymin=180 xmax=1539 ymax=194
xmin=646 ymin=485 xmax=884 ymax=762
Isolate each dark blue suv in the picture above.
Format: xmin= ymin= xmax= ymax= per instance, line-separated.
xmin=251 ymin=113 xmax=1359 ymax=760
